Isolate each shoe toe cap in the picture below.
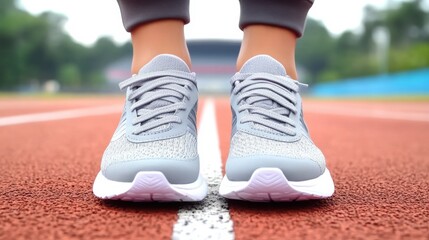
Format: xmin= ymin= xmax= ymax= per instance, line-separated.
xmin=102 ymin=157 xmax=200 ymax=184
xmin=100 ymin=133 xmax=199 ymax=184
xmin=227 ymin=132 xmax=326 ymax=181
xmin=226 ymin=155 xmax=325 ymax=182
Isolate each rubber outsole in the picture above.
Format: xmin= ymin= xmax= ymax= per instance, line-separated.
xmin=219 ymin=168 xmax=335 ymax=202
xmin=93 ymin=171 xmax=208 ymax=202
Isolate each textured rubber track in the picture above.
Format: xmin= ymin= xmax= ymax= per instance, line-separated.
xmin=0 ymin=97 xmax=188 ymax=239
xmin=1 ymin=97 xmax=429 ymax=239
xmin=93 ymin=171 xmax=207 ymax=202
xmin=215 ymin=98 xmax=429 ymax=240
xmin=219 ymin=168 xmax=334 ymax=202
xmin=0 ymin=97 xmax=121 ymax=117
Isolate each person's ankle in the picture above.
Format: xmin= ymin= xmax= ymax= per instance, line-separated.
xmin=130 ymin=20 xmax=191 ymax=73
xmin=236 ymin=25 xmax=298 ymax=79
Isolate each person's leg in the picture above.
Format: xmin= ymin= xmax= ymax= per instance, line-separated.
xmin=236 ymin=0 xmax=313 ymax=79
xmin=130 ymin=20 xmax=191 ymax=73
xmin=93 ymin=0 xmax=207 ymax=202
xmin=237 ymin=25 xmax=298 ymax=79
xmin=117 ymin=0 xmax=191 ymax=73
xmin=220 ymin=0 xmax=335 ymax=202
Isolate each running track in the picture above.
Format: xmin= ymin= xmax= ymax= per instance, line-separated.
xmin=0 ymin=96 xmax=428 ymax=239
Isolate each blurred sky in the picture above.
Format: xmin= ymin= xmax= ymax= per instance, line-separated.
xmin=17 ymin=0 xmax=422 ymax=46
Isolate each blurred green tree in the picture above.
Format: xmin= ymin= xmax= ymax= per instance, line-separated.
xmin=59 ymin=64 xmax=81 ymax=87
xmin=1 ymin=0 xmax=428 ymax=90
xmin=297 ymin=19 xmax=335 ymax=84
xmin=0 ymin=0 xmax=131 ymax=91
xmin=297 ymin=0 xmax=429 ymax=83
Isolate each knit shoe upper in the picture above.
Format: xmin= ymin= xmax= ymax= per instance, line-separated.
xmin=226 ymin=55 xmax=326 ymax=182
xmin=100 ymin=54 xmax=199 ymax=184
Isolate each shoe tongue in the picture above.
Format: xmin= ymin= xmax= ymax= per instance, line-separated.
xmin=137 ymin=54 xmax=190 ymax=110
xmin=239 ymin=55 xmax=287 ymax=76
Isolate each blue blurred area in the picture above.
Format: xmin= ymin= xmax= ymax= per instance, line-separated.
xmin=310 ymin=69 xmax=429 ymax=97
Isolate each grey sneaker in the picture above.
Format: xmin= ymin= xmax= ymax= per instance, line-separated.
xmin=219 ymin=55 xmax=334 ymax=201
xmin=93 ymin=54 xmax=207 ymax=202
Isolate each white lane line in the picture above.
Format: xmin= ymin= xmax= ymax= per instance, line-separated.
xmin=0 ymin=105 xmax=123 ymax=127
xmin=305 ymin=105 xmax=429 ymax=122
xmin=172 ymin=99 xmax=234 ymax=240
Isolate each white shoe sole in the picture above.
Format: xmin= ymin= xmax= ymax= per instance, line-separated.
xmin=93 ymin=171 xmax=207 ymax=202
xmin=219 ymin=168 xmax=335 ymax=202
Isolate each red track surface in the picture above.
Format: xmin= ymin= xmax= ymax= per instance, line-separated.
xmin=1 ymin=97 xmax=428 ymax=239
xmin=0 ymin=97 xmax=121 ymax=117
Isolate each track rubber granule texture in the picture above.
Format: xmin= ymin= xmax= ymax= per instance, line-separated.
xmin=215 ymin=98 xmax=429 ymax=240
xmin=0 ymin=98 xmax=180 ymax=239
xmin=1 ymin=98 xmax=429 ymax=239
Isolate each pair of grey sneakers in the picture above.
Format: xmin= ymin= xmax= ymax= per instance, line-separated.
xmin=93 ymin=54 xmax=334 ymax=202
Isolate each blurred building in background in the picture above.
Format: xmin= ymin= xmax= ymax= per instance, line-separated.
xmin=188 ymin=40 xmax=239 ymax=94
xmin=1 ymin=0 xmax=429 ymax=97
xmin=104 ymin=40 xmax=240 ymax=94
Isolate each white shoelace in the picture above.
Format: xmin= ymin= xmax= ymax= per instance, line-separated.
xmin=119 ymin=70 xmax=197 ymax=135
xmin=231 ymin=72 xmax=307 ymax=136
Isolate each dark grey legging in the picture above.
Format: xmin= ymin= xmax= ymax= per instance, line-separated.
xmin=117 ymin=0 xmax=313 ymax=37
